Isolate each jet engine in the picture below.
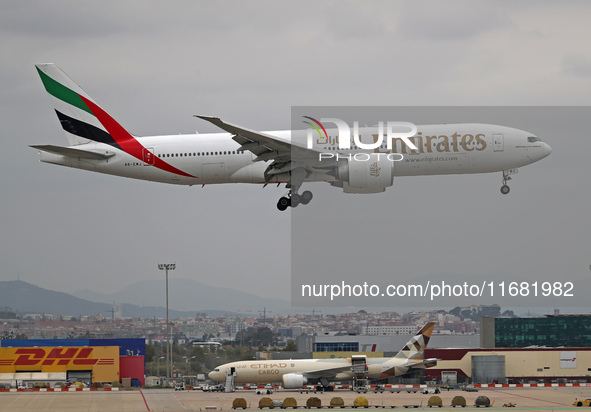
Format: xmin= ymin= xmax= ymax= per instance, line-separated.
xmin=282 ymin=373 xmax=307 ymax=389
xmin=335 ymin=155 xmax=394 ymax=194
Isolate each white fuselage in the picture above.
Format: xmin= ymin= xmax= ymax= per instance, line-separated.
xmin=38 ymin=123 xmax=551 ymax=187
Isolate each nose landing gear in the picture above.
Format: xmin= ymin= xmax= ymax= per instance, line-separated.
xmin=501 ymin=172 xmax=511 ymax=195
xmin=277 ymin=190 xmax=313 ymax=211
xmin=500 ymin=169 xmax=518 ymax=195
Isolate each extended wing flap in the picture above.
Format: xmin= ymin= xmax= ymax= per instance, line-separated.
xmin=31 ymin=145 xmax=115 ymax=160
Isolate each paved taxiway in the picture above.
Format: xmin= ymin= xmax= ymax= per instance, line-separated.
xmin=0 ymin=387 xmax=589 ymax=411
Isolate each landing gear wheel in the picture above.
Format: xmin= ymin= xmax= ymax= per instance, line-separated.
xmin=277 ymin=197 xmax=290 ymax=211
xmin=500 ymin=185 xmax=510 ymax=195
xmin=291 ymin=193 xmax=301 ymax=207
xmin=301 ymin=190 xmax=313 ymax=205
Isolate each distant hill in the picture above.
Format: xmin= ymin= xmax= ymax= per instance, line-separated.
xmin=0 ymin=280 xmax=231 ymax=318
xmin=0 ymin=280 xmax=110 ymax=316
xmin=73 ymin=278 xmax=290 ymax=314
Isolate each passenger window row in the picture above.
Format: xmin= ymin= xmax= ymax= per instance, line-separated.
xmin=157 ymin=150 xmax=245 ymax=158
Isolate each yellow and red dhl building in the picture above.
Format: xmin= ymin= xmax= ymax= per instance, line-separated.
xmin=0 ymin=346 xmax=119 ymax=384
xmin=0 ymin=338 xmax=145 ymax=388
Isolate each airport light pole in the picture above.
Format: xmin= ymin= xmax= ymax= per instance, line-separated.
xmin=157 ymin=356 xmax=165 ymax=383
xmin=158 ymin=263 xmax=176 ymax=386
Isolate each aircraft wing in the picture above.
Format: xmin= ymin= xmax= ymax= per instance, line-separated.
xmin=195 ymin=115 xmax=297 ymax=161
xmin=195 ymin=116 xmax=338 ymax=185
xmin=300 ymin=365 xmax=354 ymax=379
xmin=30 ymin=145 xmax=115 ymax=160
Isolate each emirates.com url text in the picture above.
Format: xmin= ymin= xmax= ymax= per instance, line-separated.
xmin=301 ymin=281 xmax=574 ymax=301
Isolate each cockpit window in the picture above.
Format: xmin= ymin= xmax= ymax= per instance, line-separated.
xmin=214 ymin=368 xmax=220 ymax=372
xmin=527 ymin=136 xmax=541 ymax=142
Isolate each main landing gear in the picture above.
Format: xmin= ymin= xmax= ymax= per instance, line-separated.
xmin=277 ymin=190 xmax=313 ymax=211
xmin=314 ymin=385 xmax=334 ymax=392
xmin=314 ymin=377 xmax=334 ymax=392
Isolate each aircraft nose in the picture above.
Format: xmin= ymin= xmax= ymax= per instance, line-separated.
xmin=542 ymin=142 xmax=552 ymax=158
xmin=208 ymin=371 xmax=215 ymax=380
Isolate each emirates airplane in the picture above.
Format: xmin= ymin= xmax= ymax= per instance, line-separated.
xmin=208 ymin=322 xmax=436 ymax=390
xmin=32 ymin=64 xmax=551 ymax=211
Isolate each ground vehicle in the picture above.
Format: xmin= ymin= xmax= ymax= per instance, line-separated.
xmin=174 ymin=383 xmax=185 ymax=391
xmin=255 ymin=384 xmax=274 ymax=394
xmin=202 ymin=384 xmax=224 ymax=392
xmin=574 ymin=399 xmax=591 ymax=407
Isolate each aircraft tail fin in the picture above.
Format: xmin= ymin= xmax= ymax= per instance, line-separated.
xmin=393 ymin=322 xmax=435 ymax=362
xmin=35 ymin=63 xmax=133 ymax=148
xmin=378 ymin=322 xmax=436 ymax=378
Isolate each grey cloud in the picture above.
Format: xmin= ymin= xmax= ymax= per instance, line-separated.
xmin=563 ymin=56 xmax=591 ymax=78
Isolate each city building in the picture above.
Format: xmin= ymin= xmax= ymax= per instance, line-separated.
xmin=178 ymin=323 xmax=220 ymax=340
xmin=481 ymin=315 xmax=591 ymax=348
xmin=360 ymin=324 xmax=419 ymax=336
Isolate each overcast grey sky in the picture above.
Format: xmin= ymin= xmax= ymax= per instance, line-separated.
xmin=1 ymin=1 xmax=591 ymax=312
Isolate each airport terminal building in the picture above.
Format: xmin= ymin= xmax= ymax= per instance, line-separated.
xmin=424 ymin=346 xmax=591 ymax=385
xmin=0 ymin=338 xmax=145 ymax=388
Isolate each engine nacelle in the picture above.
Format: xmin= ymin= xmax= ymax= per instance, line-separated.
xmin=282 ymin=373 xmax=307 ymax=389
xmin=336 ymin=155 xmax=394 ymax=193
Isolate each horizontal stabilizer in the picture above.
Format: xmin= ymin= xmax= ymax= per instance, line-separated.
xmin=403 ymin=358 xmax=438 ymax=370
xmin=30 ymin=145 xmax=115 ymax=160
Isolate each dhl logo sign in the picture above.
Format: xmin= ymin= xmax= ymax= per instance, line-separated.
xmin=0 ymin=347 xmax=116 ymax=370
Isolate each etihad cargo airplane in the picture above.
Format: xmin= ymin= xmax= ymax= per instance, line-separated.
xmin=32 ymin=64 xmax=551 ymax=211
xmin=208 ymin=322 xmax=437 ymax=390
